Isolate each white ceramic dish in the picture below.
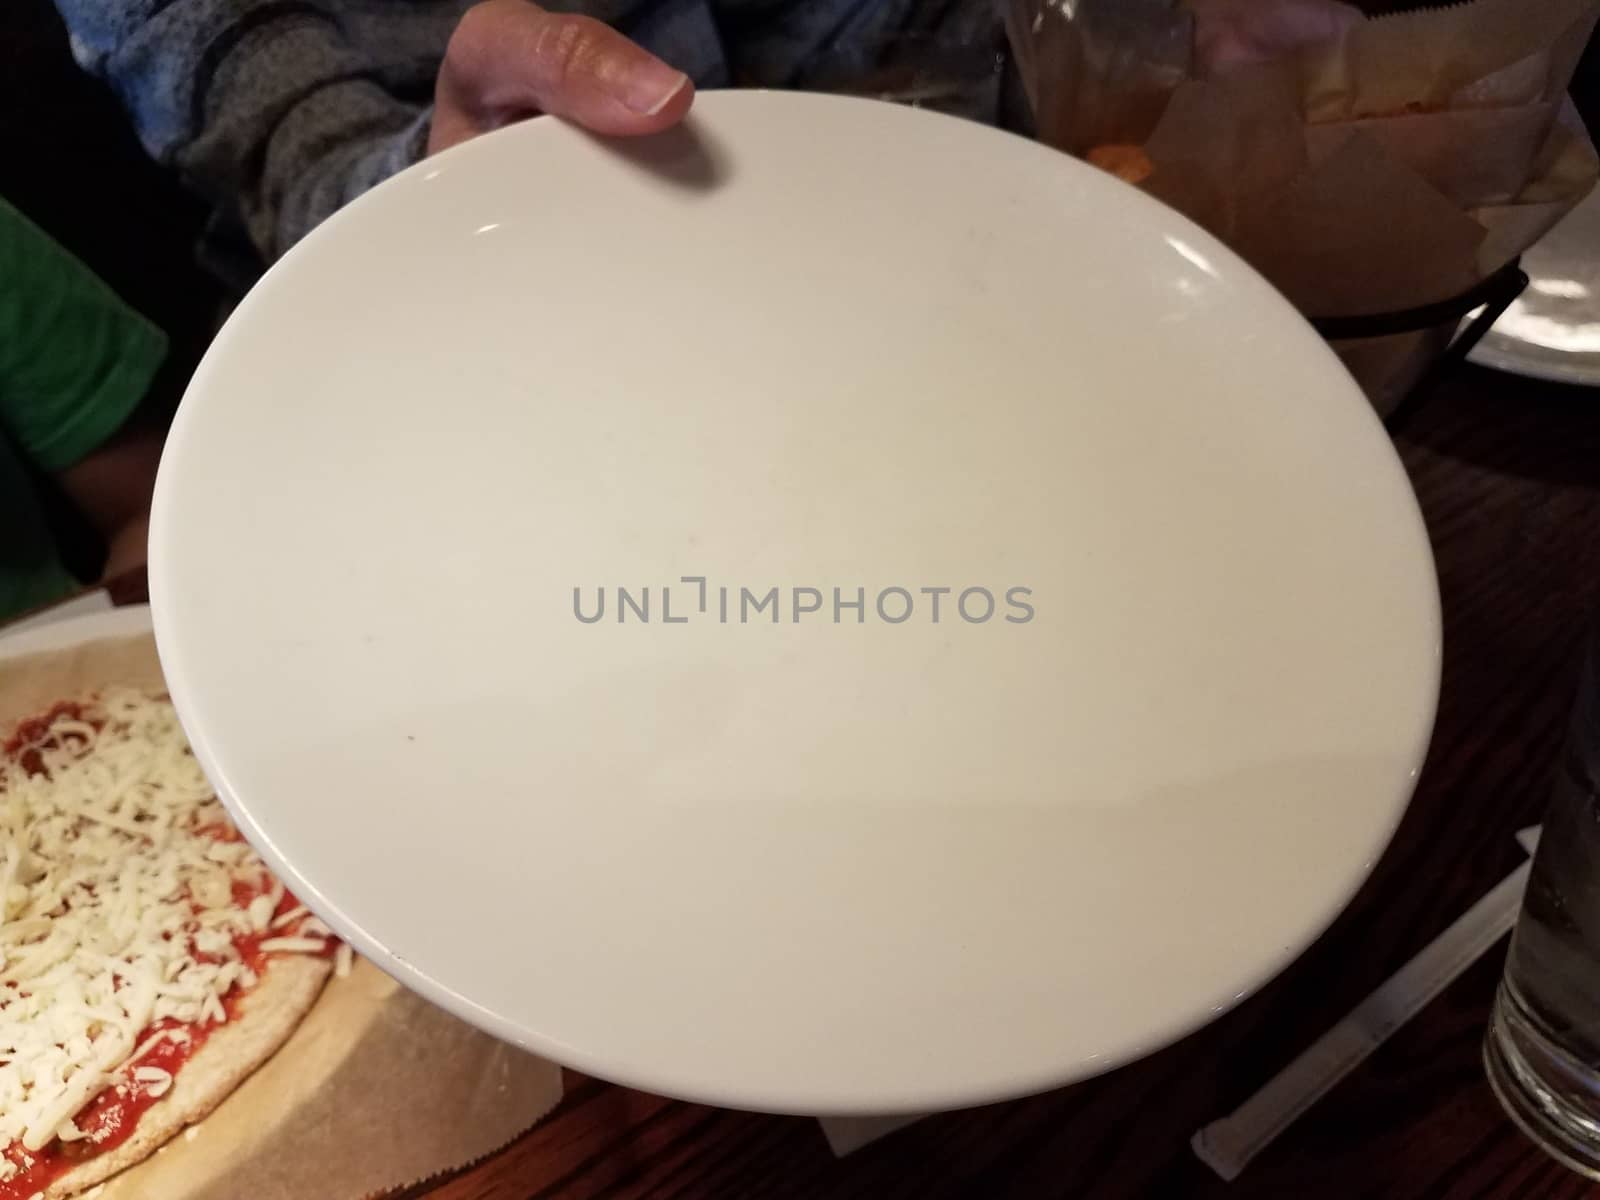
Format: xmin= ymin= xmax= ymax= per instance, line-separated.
xmin=150 ymin=91 xmax=1441 ymax=1116
xmin=1469 ymin=177 xmax=1600 ymax=386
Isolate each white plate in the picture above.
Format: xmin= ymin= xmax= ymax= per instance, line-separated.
xmin=1468 ymin=177 xmax=1600 ymax=386
xmin=0 ymin=604 xmax=151 ymax=661
xmin=150 ymin=92 xmax=1441 ymax=1116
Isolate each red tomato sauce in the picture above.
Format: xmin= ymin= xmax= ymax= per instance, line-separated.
xmin=2 ymin=701 xmax=91 ymax=776
xmin=0 ymin=875 xmax=325 ymax=1200
xmin=0 ymin=1018 xmax=219 ymax=1199
xmin=0 ymin=700 xmax=336 ymax=1198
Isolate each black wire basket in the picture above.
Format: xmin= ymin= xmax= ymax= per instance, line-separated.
xmin=1308 ymin=258 xmax=1530 ymax=429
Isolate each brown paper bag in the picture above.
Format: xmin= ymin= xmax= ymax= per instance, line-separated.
xmin=1007 ymin=0 xmax=1600 ymax=412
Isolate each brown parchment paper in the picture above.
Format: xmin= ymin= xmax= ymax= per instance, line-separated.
xmin=0 ymin=633 xmax=564 ymax=1200
xmin=1006 ymin=0 xmax=1600 ymax=413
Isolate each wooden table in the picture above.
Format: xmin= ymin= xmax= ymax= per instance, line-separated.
xmin=66 ymin=366 xmax=1600 ymax=1198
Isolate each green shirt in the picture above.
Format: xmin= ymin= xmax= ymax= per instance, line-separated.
xmin=0 ymin=198 xmax=167 ymax=621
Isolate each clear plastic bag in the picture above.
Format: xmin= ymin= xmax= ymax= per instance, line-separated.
xmin=1003 ymin=0 xmax=1193 ymax=153
xmin=1004 ymin=0 xmax=1600 ymax=412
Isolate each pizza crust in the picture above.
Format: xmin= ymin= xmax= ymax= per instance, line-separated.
xmin=42 ymin=956 xmax=333 ymax=1200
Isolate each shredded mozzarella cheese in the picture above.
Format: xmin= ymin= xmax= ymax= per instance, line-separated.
xmin=0 ymin=691 xmax=330 ymax=1158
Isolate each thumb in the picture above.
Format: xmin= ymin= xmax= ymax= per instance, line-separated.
xmin=431 ymin=0 xmax=693 ymax=153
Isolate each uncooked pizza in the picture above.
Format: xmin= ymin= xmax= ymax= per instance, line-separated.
xmin=0 ymin=688 xmax=349 ymax=1199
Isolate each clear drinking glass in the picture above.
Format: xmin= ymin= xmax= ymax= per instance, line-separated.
xmin=1487 ymin=622 xmax=1600 ymax=1178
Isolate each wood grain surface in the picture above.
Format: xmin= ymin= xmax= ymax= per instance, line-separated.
xmin=381 ymin=366 xmax=1600 ymax=1200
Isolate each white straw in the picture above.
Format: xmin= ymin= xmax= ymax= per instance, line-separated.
xmin=1192 ymin=828 xmax=1539 ymax=1181
xmin=818 ymin=1113 xmax=927 ymax=1156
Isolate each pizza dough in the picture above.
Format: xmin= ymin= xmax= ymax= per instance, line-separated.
xmin=0 ymin=691 xmax=337 ymax=1198
xmin=44 ymin=957 xmax=331 ymax=1200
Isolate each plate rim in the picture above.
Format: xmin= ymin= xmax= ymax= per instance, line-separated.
xmin=149 ymin=90 xmax=1443 ymax=1114
xmin=1468 ymin=334 xmax=1600 ymax=386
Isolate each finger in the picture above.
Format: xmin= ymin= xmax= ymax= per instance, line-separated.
xmin=434 ymin=0 xmax=692 ymax=150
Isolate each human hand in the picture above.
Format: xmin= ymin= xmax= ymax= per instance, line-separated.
xmin=429 ymin=0 xmax=694 ymax=155
xmin=54 ymin=423 xmax=162 ymax=580
xmin=1190 ymin=0 xmax=1363 ymax=77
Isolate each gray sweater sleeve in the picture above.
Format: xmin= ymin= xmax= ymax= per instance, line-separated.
xmin=51 ymin=0 xmax=1001 ymax=266
xmin=52 ymin=0 xmax=467 ymax=261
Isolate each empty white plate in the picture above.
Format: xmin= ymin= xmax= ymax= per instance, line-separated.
xmin=151 ymin=91 xmax=1440 ymax=1115
xmin=1469 ymin=177 xmax=1600 ymax=386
